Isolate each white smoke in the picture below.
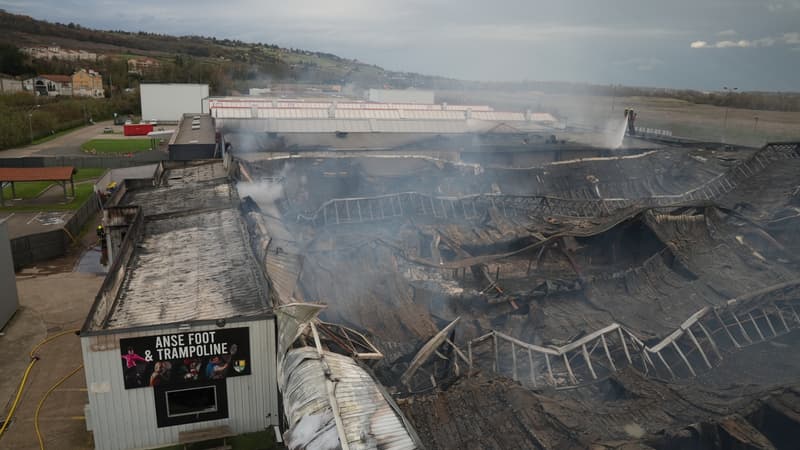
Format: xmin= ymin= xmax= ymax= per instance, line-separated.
xmin=238 ymin=179 xmax=285 ymax=208
xmin=237 ymin=163 xmax=294 ymax=210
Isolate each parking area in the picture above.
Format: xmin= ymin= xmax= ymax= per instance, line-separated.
xmin=0 ymin=212 xmax=73 ymax=240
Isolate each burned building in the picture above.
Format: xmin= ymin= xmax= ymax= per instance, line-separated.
xmin=231 ymin=119 xmax=800 ymax=450
xmin=81 ymin=161 xmax=278 ymax=450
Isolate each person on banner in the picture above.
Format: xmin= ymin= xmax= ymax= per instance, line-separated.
xmin=121 ymin=347 xmax=148 ymax=387
xmin=205 ymin=355 xmax=230 ymax=380
xmin=179 ymin=358 xmax=201 ymax=381
xmin=149 ymin=361 xmax=172 ymax=387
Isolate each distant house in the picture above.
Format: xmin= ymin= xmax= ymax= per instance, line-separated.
xmin=71 ymin=69 xmax=104 ymax=97
xmin=24 ymin=75 xmax=73 ymax=96
xmin=127 ymin=58 xmax=160 ymax=75
xmin=20 ymin=45 xmax=98 ymax=62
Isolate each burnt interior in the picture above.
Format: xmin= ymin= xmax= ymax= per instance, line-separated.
xmin=236 ymin=138 xmax=800 ymax=449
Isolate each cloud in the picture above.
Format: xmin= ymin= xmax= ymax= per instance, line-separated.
xmin=766 ymin=1 xmax=800 ymax=12
xmin=717 ymin=29 xmax=737 ymax=37
xmin=690 ymin=33 xmax=798 ymax=48
xmin=784 ymin=32 xmax=800 ymax=44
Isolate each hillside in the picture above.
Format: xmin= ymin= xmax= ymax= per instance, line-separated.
xmin=0 ymin=9 xmax=441 ymax=94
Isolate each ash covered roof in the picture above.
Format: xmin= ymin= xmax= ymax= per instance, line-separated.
xmin=87 ymin=161 xmax=270 ymax=331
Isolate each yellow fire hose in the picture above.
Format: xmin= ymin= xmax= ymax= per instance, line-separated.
xmin=0 ymin=329 xmax=80 ymax=441
xmin=34 ymin=364 xmax=84 ymax=450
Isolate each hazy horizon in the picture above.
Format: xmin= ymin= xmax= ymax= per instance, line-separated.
xmin=2 ymin=0 xmax=799 ymax=92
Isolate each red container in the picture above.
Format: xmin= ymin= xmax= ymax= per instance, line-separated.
xmin=123 ymin=124 xmax=154 ymax=136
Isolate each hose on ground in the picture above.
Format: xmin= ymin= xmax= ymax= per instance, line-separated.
xmin=0 ymin=328 xmax=80 ymax=440
xmin=34 ymin=364 xmax=84 ymax=450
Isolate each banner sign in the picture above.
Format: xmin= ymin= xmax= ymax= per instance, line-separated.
xmin=120 ymin=327 xmax=251 ymax=389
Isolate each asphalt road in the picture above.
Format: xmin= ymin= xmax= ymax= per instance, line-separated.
xmin=0 ymin=120 xmax=116 ymax=158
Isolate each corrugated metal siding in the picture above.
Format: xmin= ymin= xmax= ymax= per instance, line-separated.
xmin=281 ymin=347 xmax=419 ymax=450
xmin=82 ymin=319 xmax=278 ymax=450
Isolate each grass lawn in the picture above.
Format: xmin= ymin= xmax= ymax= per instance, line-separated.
xmin=73 ymin=167 xmax=107 ymax=182
xmin=1 ymin=168 xmax=105 ymax=203
xmin=0 ymin=183 xmax=95 ymax=211
xmin=2 ymin=180 xmax=54 ymax=200
xmin=81 ymin=138 xmax=153 ymax=154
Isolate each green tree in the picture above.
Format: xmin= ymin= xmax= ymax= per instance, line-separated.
xmin=0 ymin=43 xmax=31 ymax=76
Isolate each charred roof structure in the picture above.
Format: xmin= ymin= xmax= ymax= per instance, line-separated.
xmin=234 ymin=120 xmax=800 ymax=450
xmin=81 ymin=161 xmax=279 ymax=450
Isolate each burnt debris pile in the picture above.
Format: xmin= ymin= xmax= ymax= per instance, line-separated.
xmin=239 ymin=140 xmax=800 ymax=449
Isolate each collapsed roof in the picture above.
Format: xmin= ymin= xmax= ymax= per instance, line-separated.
xmin=238 ymin=138 xmax=800 ymax=449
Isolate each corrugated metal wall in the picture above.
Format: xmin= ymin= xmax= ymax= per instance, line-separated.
xmin=81 ymin=318 xmax=278 ymax=450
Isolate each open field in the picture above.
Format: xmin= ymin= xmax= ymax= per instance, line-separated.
xmin=439 ymin=90 xmax=800 ymax=147
xmin=81 ymin=138 xmax=153 ymax=154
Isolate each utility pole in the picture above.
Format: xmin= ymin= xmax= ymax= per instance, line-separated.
xmin=27 ymin=104 xmax=40 ymax=144
xmin=722 ymin=86 xmax=738 ymax=144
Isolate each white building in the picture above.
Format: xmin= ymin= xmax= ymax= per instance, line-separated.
xmin=24 ymin=74 xmax=73 ymax=96
xmin=140 ymin=83 xmax=209 ymax=123
xmin=81 ymin=161 xmax=278 ymax=450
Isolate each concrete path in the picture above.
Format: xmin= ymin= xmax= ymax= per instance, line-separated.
xmin=0 ymin=272 xmax=102 ymax=450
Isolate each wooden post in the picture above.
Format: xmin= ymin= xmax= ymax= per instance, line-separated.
xmin=11 ymin=181 xmax=16 ymax=198
xmin=62 ymin=181 xmax=67 ymax=201
xmin=70 ymin=176 xmax=75 ymax=196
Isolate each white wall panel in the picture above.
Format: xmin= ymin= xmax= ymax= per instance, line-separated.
xmin=140 ymin=84 xmax=209 ymax=123
xmin=82 ymin=318 xmax=277 ymax=450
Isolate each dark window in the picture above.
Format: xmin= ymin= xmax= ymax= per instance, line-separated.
xmin=154 ymin=379 xmax=228 ymax=427
xmin=166 ymin=386 xmax=218 ymax=417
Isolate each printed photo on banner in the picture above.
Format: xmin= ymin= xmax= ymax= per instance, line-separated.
xmin=119 ymin=327 xmax=251 ymax=389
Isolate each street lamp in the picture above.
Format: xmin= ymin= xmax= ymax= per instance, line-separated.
xmin=28 ymin=104 xmax=40 ymax=144
xmin=722 ymin=86 xmax=738 ymax=144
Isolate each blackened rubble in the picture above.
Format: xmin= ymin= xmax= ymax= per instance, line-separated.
xmin=239 ymin=138 xmax=800 ymax=449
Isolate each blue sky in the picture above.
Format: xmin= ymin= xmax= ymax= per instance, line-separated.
xmin=2 ymin=0 xmax=799 ymax=91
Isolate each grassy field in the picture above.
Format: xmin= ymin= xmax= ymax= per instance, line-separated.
xmin=438 ymin=90 xmax=800 ymax=147
xmin=81 ymin=138 xmax=152 ymax=154
xmin=1 ymin=180 xmax=53 ymax=200
xmin=0 ymin=183 xmax=95 ymax=211
xmin=73 ymin=167 xmax=107 ymax=182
